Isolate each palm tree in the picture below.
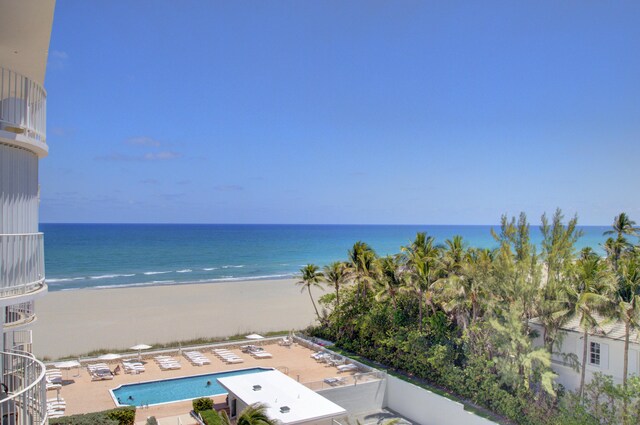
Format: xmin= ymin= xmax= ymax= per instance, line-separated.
xmin=434 ymin=247 xmax=493 ymax=329
xmin=401 ymin=233 xmax=440 ymax=331
xmin=237 ymin=403 xmax=277 ymax=425
xmin=613 ymin=252 xmax=640 ymax=391
xmin=323 ymin=261 xmax=350 ymax=311
xmin=560 ymin=253 xmax=612 ymax=397
xmin=347 ymin=241 xmax=377 ymax=300
xmin=604 ymin=212 xmax=640 ymax=239
xmin=442 ymin=235 xmax=465 ymax=277
xmin=218 ymin=403 xmax=277 ymax=425
xmin=375 ymin=255 xmax=406 ymax=311
xmin=604 ymin=213 xmax=639 ymax=270
xmin=297 ymin=264 xmax=323 ymax=321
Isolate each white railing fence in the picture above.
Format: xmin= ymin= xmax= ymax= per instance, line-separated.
xmin=0 ymin=233 xmax=45 ymax=297
xmin=0 ymin=350 xmax=48 ymax=424
xmin=303 ymin=370 xmax=387 ymax=391
xmin=4 ymin=301 xmax=36 ymax=328
xmin=0 ymin=67 xmax=46 ymax=144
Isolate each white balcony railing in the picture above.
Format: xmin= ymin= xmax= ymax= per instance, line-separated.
xmin=0 ymin=350 xmax=48 ymax=424
xmin=0 ymin=67 xmax=46 ymax=144
xmin=4 ymin=301 xmax=36 ymax=328
xmin=0 ymin=234 xmax=45 ymax=298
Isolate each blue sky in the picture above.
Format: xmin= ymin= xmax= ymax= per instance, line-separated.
xmin=41 ymin=1 xmax=640 ymax=225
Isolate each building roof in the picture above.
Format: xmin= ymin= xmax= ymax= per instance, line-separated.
xmin=0 ymin=0 xmax=56 ymax=84
xmin=531 ymin=313 xmax=640 ymax=343
xmin=217 ymin=370 xmax=346 ymax=424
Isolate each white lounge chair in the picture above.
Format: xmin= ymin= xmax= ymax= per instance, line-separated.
xmin=323 ymin=377 xmax=347 ymax=386
xmin=278 ymin=337 xmax=293 ymax=346
xmin=123 ymin=362 xmax=145 ymax=373
xmin=184 ymin=351 xmax=211 ymax=365
xmin=158 ymin=361 xmax=181 ymax=370
xmin=251 ymin=351 xmax=272 ymax=359
xmin=213 ymin=349 xmax=234 ymax=355
xmin=337 ymin=363 xmax=358 ymax=373
xmin=48 ymin=410 xmax=65 ymax=418
xmin=91 ymin=373 xmax=113 ymax=381
xmin=47 ymin=401 xmax=66 ymax=409
xmin=46 ymin=383 xmax=62 ymax=391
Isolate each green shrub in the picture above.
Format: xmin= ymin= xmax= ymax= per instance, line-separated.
xmin=199 ymin=409 xmax=223 ymax=425
xmin=50 ymin=407 xmax=135 ymax=425
xmin=146 ymin=417 xmax=159 ymax=425
xmin=49 ymin=415 xmax=118 ymax=425
xmin=192 ymin=397 xmax=214 ymax=412
xmin=107 ymin=406 xmax=136 ymax=425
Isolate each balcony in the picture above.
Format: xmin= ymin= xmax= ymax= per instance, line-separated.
xmin=0 ymin=67 xmax=47 ymax=146
xmin=4 ymin=301 xmax=36 ymax=329
xmin=0 ymin=350 xmax=48 ymax=425
xmin=0 ymin=233 xmax=45 ymax=299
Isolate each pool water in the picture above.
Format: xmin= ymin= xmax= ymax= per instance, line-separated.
xmin=111 ymin=367 xmax=270 ymax=406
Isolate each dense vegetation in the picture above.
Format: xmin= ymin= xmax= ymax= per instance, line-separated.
xmin=301 ymin=210 xmax=640 ymax=425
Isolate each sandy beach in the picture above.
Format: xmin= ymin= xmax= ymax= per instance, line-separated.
xmin=32 ymin=278 xmax=327 ymax=359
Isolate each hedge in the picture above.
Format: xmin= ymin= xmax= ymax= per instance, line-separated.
xmin=200 ymin=409 xmax=223 ymax=425
xmin=50 ymin=406 xmax=136 ymax=425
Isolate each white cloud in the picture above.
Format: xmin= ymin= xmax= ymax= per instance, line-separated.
xmin=126 ymin=136 xmax=162 ymax=147
xmin=48 ymin=50 xmax=69 ymax=70
xmin=143 ymin=151 xmax=182 ymax=160
xmin=214 ymin=185 xmax=244 ymax=192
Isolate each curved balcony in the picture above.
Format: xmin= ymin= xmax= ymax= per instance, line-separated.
xmin=0 ymin=234 xmax=45 ymax=300
xmin=4 ymin=301 xmax=36 ymax=329
xmin=0 ymin=350 xmax=48 ymax=424
xmin=0 ymin=67 xmax=47 ymax=145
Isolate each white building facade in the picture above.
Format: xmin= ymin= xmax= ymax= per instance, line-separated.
xmin=0 ymin=0 xmax=55 ymax=423
xmin=531 ymin=316 xmax=640 ymax=392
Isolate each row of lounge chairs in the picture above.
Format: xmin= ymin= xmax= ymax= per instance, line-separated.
xmin=87 ymin=363 xmax=114 ymax=381
xmin=212 ymin=349 xmax=244 ymax=364
xmin=47 ymin=396 xmax=65 ymax=419
xmin=311 ymin=352 xmax=345 ymax=367
xmin=310 ymin=351 xmax=358 ymax=372
xmin=184 ymin=351 xmax=211 ymax=366
xmin=45 ymin=369 xmax=63 ymax=391
xmin=153 ymin=355 xmax=182 ymax=370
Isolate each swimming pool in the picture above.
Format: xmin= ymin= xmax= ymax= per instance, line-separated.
xmin=110 ymin=367 xmax=271 ymax=406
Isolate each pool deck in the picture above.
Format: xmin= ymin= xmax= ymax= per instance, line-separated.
xmin=49 ymin=343 xmax=359 ymax=422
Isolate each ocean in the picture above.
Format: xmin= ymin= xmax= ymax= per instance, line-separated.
xmin=40 ymin=224 xmax=612 ymax=292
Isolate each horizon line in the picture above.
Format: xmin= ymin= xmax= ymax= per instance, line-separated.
xmin=39 ymin=222 xmax=612 ymax=227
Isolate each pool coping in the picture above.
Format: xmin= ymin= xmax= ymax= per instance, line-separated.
xmin=109 ymin=366 xmax=274 ymax=408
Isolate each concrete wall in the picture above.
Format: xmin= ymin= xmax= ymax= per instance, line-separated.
xmin=384 ymin=375 xmax=499 ymax=425
xmin=318 ymin=380 xmax=385 ymax=416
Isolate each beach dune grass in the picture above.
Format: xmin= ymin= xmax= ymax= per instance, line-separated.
xmin=47 ymin=331 xmax=291 ymax=362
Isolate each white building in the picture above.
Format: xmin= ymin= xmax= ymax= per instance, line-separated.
xmin=218 ymin=370 xmax=347 ymax=424
xmin=531 ymin=315 xmax=640 ymax=391
xmin=0 ymin=0 xmax=55 ymax=423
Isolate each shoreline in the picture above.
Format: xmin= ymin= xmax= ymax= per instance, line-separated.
xmin=48 ymin=274 xmax=298 ymax=292
xmin=33 ymin=278 xmax=326 ymax=359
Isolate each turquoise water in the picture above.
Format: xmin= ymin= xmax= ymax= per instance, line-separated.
xmin=40 ymin=224 xmax=612 ymax=292
xmin=111 ymin=367 xmax=270 ymax=406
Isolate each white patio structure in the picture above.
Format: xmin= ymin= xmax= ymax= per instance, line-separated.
xmin=218 ymin=369 xmax=347 ymax=424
